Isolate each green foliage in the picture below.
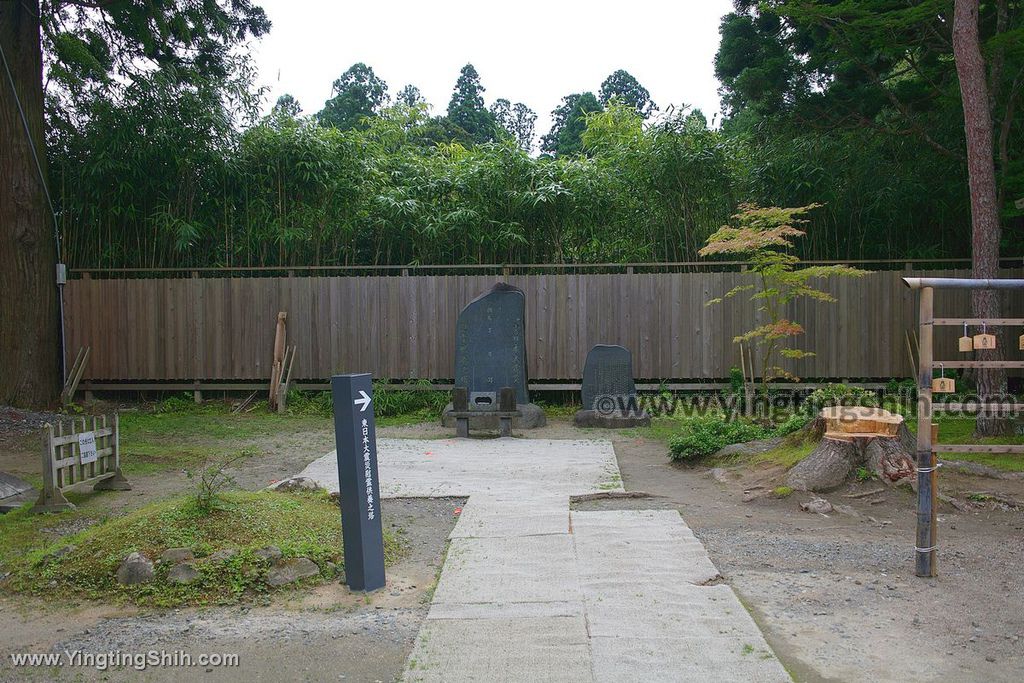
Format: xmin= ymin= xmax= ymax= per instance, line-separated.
xmin=186 ymin=452 xmax=249 ymax=514
xmin=371 ymin=381 xmax=450 ymax=419
xmin=855 ymin=466 xmax=874 ymax=482
xmin=772 ymin=485 xmax=793 ymax=498
xmin=668 ymin=415 xmax=769 ymax=461
xmin=318 ymin=63 xmax=389 ymax=131
xmin=3 ymin=491 xmax=404 ymax=607
xmin=541 ymin=92 xmax=603 ymax=156
xmin=803 ymin=383 xmax=879 ymax=415
xmin=773 ymin=412 xmax=810 ymax=436
xmin=447 ymin=64 xmax=496 ymax=144
xmin=729 ymin=366 xmax=745 ymax=395
xmin=701 ymin=203 xmax=869 ymax=386
xmin=598 ymin=69 xmax=656 ymax=118
xmin=716 ymin=0 xmax=1023 ymax=239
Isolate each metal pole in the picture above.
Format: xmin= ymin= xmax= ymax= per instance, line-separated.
xmin=915 ymin=287 xmax=936 ymax=577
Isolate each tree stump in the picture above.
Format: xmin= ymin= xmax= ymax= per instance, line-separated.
xmin=787 ymin=407 xmax=916 ymax=492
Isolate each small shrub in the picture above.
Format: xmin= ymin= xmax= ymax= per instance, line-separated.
xmin=668 ymin=415 xmax=768 ymax=461
xmin=728 ymin=366 xmax=745 ymax=395
xmin=772 ymin=486 xmax=793 ymax=498
xmin=773 ymin=413 xmax=809 ymax=437
xmin=371 ymin=380 xmax=449 ymax=418
xmin=187 ymin=453 xmax=248 ymax=514
xmin=855 ymin=466 xmax=874 ymax=482
xmin=803 ymin=383 xmax=878 ymax=415
xmin=286 ymin=390 xmax=333 ymax=416
xmin=156 ymin=393 xmax=198 ymax=414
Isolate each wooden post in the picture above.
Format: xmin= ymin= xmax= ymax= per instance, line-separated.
xmin=268 ymin=312 xmax=287 ymax=411
xmin=915 ymin=287 xmax=937 ymax=577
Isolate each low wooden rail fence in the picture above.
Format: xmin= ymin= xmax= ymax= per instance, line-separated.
xmin=63 ymin=266 xmax=1024 ymax=389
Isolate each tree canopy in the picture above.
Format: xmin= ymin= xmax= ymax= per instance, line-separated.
xmin=447 ymin=63 xmax=496 ymax=144
xmin=318 ymin=63 xmax=389 ymax=130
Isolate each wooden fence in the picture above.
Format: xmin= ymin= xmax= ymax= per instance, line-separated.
xmin=64 ymin=268 xmax=1024 ymax=385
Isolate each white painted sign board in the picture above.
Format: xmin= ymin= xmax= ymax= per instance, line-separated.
xmin=78 ymin=431 xmax=98 ymax=464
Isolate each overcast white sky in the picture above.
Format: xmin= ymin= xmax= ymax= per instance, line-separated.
xmin=250 ymin=1 xmax=735 ymax=138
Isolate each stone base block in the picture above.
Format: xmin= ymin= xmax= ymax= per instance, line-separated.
xmin=442 ymin=403 xmax=547 ymax=430
xmin=573 ymin=409 xmax=651 ymax=429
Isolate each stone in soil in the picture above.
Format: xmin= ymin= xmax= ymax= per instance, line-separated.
xmin=116 ymin=552 xmax=154 ymax=585
xmin=160 ymin=547 xmax=194 ymax=563
xmin=254 ymin=545 xmax=282 ymax=563
xmin=266 ymin=558 xmax=320 ymax=587
xmin=167 ymin=563 xmax=200 ymax=585
xmin=208 ymin=548 xmax=239 ymax=563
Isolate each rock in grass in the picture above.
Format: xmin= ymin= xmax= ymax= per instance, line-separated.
xmin=167 ymin=563 xmax=200 ymax=585
xmin=266 ymin=558 xmax=320 ymax=587
xmin=41 ymin=544 xmax=76 ymax=563
xmin=267 ymin=477 xmax=322 ymax=493
xmin=208 ymin=548 xmax=239 ymax=563
xmin=254 ymin=546 xmax=282 ymax=563
xmin=116 ymin=552 xmax=154 ymax=585
xmin=160 ymin=547 xmax=194 ymax=564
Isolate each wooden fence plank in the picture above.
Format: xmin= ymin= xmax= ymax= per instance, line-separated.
xmin=64 ymin=268 xmax=1024 ymax=382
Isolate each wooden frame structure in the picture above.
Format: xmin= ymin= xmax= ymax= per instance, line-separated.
xmin=32 ymin=414 xmax=131 ymax=513
xmin=903 ymin=277 xmax=1024 ymax=577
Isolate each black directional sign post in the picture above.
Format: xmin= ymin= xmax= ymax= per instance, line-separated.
xmin=331 ymin=373 xmax=386 ymax=592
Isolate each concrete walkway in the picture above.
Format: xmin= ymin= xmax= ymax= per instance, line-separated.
xmin=299 ymin=438 xmax=790 ymax=682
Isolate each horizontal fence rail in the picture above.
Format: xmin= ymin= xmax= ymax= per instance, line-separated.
xmin=68 ymin=257 xmax=1024 ymax=278
xmin=63 ymin=267 xmax=1024 ymax=384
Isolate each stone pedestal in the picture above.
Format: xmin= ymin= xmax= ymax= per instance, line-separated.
xmin=573 ymin=409 xmax=650 ymax=429
xmin=442 ymin=403 xmax=547 ymax=430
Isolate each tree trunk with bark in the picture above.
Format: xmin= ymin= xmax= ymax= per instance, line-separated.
xmin=953 ymin=0 xmax=1012 ymax=437
xmin=0 ymin=1 xmax=60 ymax=407
xmin=787 ymin=409 xmax=917 ymax=492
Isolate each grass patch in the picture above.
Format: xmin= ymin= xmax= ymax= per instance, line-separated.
xmin=772 ymin=486 xmax=793 ymax=498
xmin=908 ymin=418 xmax=1024 ymax=472
xmin=2 ymin=490 xmax=404 ymax=607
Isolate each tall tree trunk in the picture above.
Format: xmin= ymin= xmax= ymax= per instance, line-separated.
xmin=952 ymin=0 xmax=1010 ymax=437
xmin=0 ymin=0 xmax=60 ymax=407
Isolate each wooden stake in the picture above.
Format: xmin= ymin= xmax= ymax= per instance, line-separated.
xmin=268 ymin=312 xmax=287 ymax=410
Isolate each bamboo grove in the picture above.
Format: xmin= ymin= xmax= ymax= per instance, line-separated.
xmin=43 ymin=2 xmax=1023 ymax=270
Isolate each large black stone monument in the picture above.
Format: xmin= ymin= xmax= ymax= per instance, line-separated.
xmin=442 ymin=283 xmax=546 ymax=430
xmin=574 ymin=344 xmax=650 ymax=428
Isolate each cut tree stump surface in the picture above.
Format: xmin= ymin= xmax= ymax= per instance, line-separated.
xmin=821 ymin=406 xmax=904 ymax=441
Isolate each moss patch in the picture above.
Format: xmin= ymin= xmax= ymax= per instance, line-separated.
xmin=2 ymin=491 xmax=404 ymax=607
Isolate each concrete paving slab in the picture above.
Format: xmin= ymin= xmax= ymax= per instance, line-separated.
xmin=449 ymin=494 xmax=570 ymax=539
xmin=433 ymin=534 xmax=582 ymax=607
xmin=403 ymin=615 xmax=592 ymax=683
xmin=572 ymin=509 xmax=722 ymax=586
xmin=590 ymin=634 xmax=788 ymax=683
xmin=298 ymin=438 xmax=622 ymax=499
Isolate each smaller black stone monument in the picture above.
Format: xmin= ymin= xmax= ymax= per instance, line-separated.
xmin=574 ymin=344 xmax=650 ymax=428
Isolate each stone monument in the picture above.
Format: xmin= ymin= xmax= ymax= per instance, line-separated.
xmin=574 ymin=344 xmax=650 ymax=428
xmin=441 ymin=283 xmax=546 ymax=429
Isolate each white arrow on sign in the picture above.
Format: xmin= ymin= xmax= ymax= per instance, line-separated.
xmin=354 ymin=390 xmax=372 ymax=412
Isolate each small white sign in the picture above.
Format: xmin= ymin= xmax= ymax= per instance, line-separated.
xmin=1015 ymin=197 xmax=1024 ymax=211
xmin=78 ymin=431 xmax=98 ymax=464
